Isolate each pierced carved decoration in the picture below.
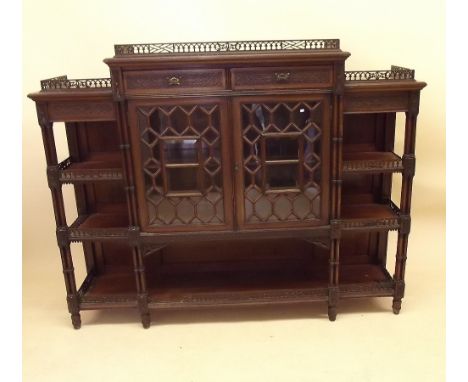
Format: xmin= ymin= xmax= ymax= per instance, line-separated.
xmin=343 ymin=157 xmax=404 ymax=173
xmin=67 ymin=215 xmax=129 ymax=242
xmin=137 ymin=104 xmax=226 ymax=227
xmin=149 ymin=288 xmax=329 ymax=307
xmin=345 ymin=66 xmax=415 ymax=81
xmin=340 ymin=217 xmax=400 ymax=230
xmin=48 ymin=101 xmax=115 ymax=122
xmin=55 ymin=157 xmax=123 ymax=183
xmin=125 ymin=69 xmax=226 ymax=91
xmin=340 ymin=281 xmax=395 ymax=297
xmin=115 ymin=39 xmax=340 ymax=55
xmin=41 ymin=75 xmax=112 ymax=91
xmin=240 ymin=101 xmax=324 ymax=224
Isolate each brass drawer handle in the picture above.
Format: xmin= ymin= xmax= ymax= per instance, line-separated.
xmin=274 ymin=72 xmax=290 ymax=82
xmin=167 ymin=76 xmax=181 ymax=86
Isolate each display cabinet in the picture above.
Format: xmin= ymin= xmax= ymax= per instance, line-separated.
xmin=28 ymin=39 xmax=426 ymax=328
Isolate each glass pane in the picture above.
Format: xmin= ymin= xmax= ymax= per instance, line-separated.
xmin=265 ymin=137 xmax=299 ymax=160
xmin=164 ymin=139 xmax=198 ymax=163
xmin=241 ymin=100 xmax=323 ymax=224
xmin=266 ymin=163 xmax=299 ymax=188
xmin=137 ymin=103 xmax=225 ymax=227
xmin=167 ymin=167 xmax=199 ymax=192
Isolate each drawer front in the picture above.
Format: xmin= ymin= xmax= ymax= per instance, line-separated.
xmin=231 ymin=66 xmax=333 ymax=90
xmin=124 ymin=69 xmax=226 ymax=93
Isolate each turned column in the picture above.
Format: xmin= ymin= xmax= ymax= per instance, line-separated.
xmin=328 ymin=66 xmax=344 ymax=321
xmin=37 ymin=103 xmax=81 ymax=329
xmin=112 ymin=70 xmax=151 ymax=328
xmin=392 ymin=92 xmax=419 ymax=314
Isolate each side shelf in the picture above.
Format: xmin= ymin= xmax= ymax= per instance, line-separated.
xmin=343 ymin=152 xmax=403 ymax=174
xmin=68 ymin=208 xmax=130 ymax=242
xmin=340 ymin=202 xmax=400 ymax=231
xmin=56 ymin=152 xmax=123 ymax=183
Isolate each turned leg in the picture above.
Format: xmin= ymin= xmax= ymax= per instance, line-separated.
xmin=71 ymin=313 xmax=82 ymax=329
xmin=138 ymin=294 xmax=151 ymax=329
xmin=60 ymin=243 xmax=81 ymax=329
xmin=328 ymin=285 xmax=339 ymax=322
xmin=141 ymin=312 xmax=151 ymax=329
xmin=392 ymin=300 xmax=402 ymax=315
xmin=328 ymin=234 xmax=340 ymax=322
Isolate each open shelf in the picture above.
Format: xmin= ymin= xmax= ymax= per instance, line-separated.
xmin=68 ymin=205 xmax=129 ymax=241
xmin=58 ymin=152 xmax=123 ymax=183
xmin=340 ymin=202 xmax=400 ymax=230
xmin=78 ymin=267 xmax=137 ymax=309
xmin=75 ymin=242 xmax=394 ymax=311
xmin=144 ymin=253 xmax=393 ymax=309
xmin=343 ymin=151 xmax=403 ymax=174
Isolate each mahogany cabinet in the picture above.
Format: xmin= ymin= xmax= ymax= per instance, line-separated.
xmin=28 ymin=39 xmax=426 ymax=328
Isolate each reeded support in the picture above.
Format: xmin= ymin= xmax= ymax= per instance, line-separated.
xmin=39 ymin=110 xmax=82 ymax=329
xmin=327 ymin=91 xmax=343 ymax=322
xmin=392 ymin=101 xmax=418 ymax=314
xmin=132 ymin=245 xmax=151 ymax=328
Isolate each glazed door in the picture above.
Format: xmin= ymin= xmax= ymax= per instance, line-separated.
xmin=233 ymin=95 xmax=330 ymax=228
xmin=129 ymin=98 xmax=233 ymax=232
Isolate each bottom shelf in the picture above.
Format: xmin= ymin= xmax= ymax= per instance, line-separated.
xmin=78 ymin=268 xmax=137 ymax=309
xmin=77 ymin=257 xmax=394 ymax=310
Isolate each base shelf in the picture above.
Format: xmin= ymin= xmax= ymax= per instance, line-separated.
xmin=76 ymin=254 xmax=394 ymax=310
xmin=78 ymin=268 xmax=137 ymax=309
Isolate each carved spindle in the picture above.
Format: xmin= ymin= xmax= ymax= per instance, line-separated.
xmin=111 ymin=75 xmax=150 ymax=327
xmin=38 ymin=110 xmax=81 ymax=328
xmin=328 ymin=92 xmax=344 ymax=321
xmin=393 ymin=100 xmax=419 ymax=314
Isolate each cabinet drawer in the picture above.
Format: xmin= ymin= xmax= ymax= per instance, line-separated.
xmin=124 ymin=69 xmax=226 ymax=93
xmin=231 ymin=66 xmax=333 ymax=90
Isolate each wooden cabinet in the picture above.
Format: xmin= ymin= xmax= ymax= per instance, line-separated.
xmin=28 ymin=39 xmax=426 ymax=329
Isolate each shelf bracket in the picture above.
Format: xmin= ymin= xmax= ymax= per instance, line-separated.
xmin=128 ymin=226 xmax=140 ymax=247
xmin=402 ymin=154 xmax=416 ymax=177
xmin=399 ymin=215 xmax=411 ymax=235
xmin=46 ymin=165 xmax=61 ymax=189
xmin=330 ymin=220 xmax=341 ymax=239
xmin=56 ymin=226 xmax=69 ymax=247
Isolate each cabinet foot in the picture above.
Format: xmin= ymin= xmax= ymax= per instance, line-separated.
xmin=141 ymin=313 xmax=151 ymax=329
xmin=392 ymin=299 xmax=402 ymax=315
xmin=328 ymin=306 xmax=337 ymax=321
xmin=71 ymin=313 xmax=81 ymax=329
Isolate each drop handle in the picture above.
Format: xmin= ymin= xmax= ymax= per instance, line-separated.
xmin=234 ymin=163 xmax=239 ymax=172
xmin=167 ymin=76 xmax=181 ymax=86
xmin=274 ymin=72 xmax=291 ymax=82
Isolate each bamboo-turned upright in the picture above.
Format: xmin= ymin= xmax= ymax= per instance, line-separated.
xmin=111 ymin=68 xmax=151 ymax=328
xmin=328 ymin=63 xmax=345 ymax=321
xmin=36 ymin=102 xmax=81 ymax=329
xmin=392 ymin=92 xmax=419 ymax=314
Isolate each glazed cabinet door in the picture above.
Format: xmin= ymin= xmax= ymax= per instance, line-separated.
xmin=233 ymin=95 xmax=330 ymax=228
xmin=128 ymin=98 xmax=233 ymax=232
